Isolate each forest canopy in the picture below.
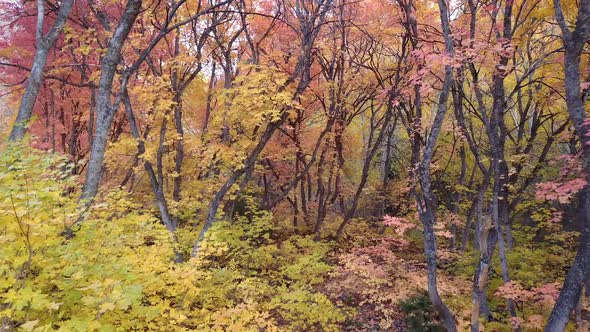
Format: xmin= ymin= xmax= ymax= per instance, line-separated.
xmin=0 ymin=0 xmax=590 ymax=330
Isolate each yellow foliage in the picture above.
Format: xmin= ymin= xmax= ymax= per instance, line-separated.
xmin=0 ymin=147 xmax=344 ymax=331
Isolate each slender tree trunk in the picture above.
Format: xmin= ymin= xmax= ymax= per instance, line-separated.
xmin=547 ymin=190 xmax=590 ymax=330
xmin=381 ymin=122 xmax=394 ymax=187
xmin=450 ymin=145 xmax=466 ymax=250
xmin=50 ymin=89 xmax=56 ymax=152
xmin=313 ymin=140 xmax=330 ymax=239
xmin=203 ymin=63 xmax=216 ymax=133
xmin=296 ymin=133 xmax=310 ymax=226
xmin=9 ymin=0 xmax=75 ymax=141
xmin=470 ymin=223 xmax=498 ymax=331
xmin=546 ymin=1 xmax=590 ymax=329
xmin=173 ymin=101 xmax=184 ymax=202
xmin=123 ymin=91 xmax=181 ymax=262
xmin=417 ymin=96 xmax=457 ymax=331
xmin=156 ymin=113 xmax=175 ymax=229
xmin=460 ymin=199 xmax=476 ymax=252
xmin=88 ymin=86 xmax=96 ymax=148
xmin=414 ymin=1 xmax=456 ymax=330
xmin=491 ymin=157 xmax=519 ymax=323
xmin=81 ymin=0 xmax=142 ymax=202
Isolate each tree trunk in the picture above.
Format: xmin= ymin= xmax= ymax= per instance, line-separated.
xmin=80 ymin=0 xmax=142 ymax=202
xmin=9 ymin=0 xmax=75 ymax=141
xmin=173 ymin=101 xmax=184 ymax=202
xmin=123 ymin=90 xmax=181 ymax=262
xmin=450 ymin=145 xmax=467 ymax=250
xmin=313 ymin=140 xmax=331 ymax=239
xmin=470 ymin=223 xmax=498 ymax=331
xmin=546 ymin=1 xmax=590 ymax=329
xmin=203 ymin=63 xmax=216 ymax=132
xmin=414 ymin=1 xmax=457 ymax=329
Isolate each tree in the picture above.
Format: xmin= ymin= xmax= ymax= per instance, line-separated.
xmin=545 ymin=0 xmax=590 ymax=330
xmin=190 ymin=0 xmax=334 ymax=255
xmin=8 ymin=0 xmax=75 ymax=141
xmin=80 ymin=0 xmax=143 ymax=202
xmin=81 ymin=0 xmax=230 ymax=203
xmin=3 ymin=0 xmax=589 ymax=329
xmin=399 ymin=0 xmax=457 ymax=330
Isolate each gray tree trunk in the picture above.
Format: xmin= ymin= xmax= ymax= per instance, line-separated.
xmin=9 ymin=0 xmax=75 ymax=141
xmin=545 ymin=0 xmax=590 ymax=330
xmin=414 ymin=1 xmax=457 ymax=330
xmin=123 ymin=90 xmax=182 ymax=262
xmin=80 ymin=0 xmax=142 ymax=202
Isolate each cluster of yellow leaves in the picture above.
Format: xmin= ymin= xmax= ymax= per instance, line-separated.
xmin=0 ymin=145 xmax=180 ymax=331
xmin=62 ymin=26 xmax=98 ymax=57
xmin=188 ymin=209 xmax=345 ymax=331
xmin=0 ymin=146 xmax=345 ymax=331
xmin=205 ymin=65 xmax=300 ymax=169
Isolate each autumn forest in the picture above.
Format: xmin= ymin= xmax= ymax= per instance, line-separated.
xmin=0 ymin=0 xmax=589 ymax=330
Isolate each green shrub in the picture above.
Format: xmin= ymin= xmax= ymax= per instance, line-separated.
xmin=399 ymin=291 xmax=445 ymax=332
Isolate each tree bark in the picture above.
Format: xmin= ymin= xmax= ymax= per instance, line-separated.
xmin=80 ymin=0 xmax=143 ymax=202
xmin=9 ymin=0 xmax=75 ymax=141
xmin=545 ymin=0 xmax=590 ymax=329
xmin=203 ymin=62 xmax=216 ymax=132
xmin=470 ymin=222 xmax=498 ymax=331
xmin=123 ymin=90 xmax=181 ymax=262
xmin=414 ymin=0 xmax=457 ymax=330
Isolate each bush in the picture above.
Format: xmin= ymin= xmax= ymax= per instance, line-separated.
xmin=399 ymin=291 xmax=445 ymax=332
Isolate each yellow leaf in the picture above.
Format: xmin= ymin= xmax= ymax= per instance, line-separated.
xmin=20 ymin=320 xmax=39 ymax=331
xmin=99 ymin=302 xmax=116 ymax=313
xmin=47 ymin=302 xmax=61 ymax=310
